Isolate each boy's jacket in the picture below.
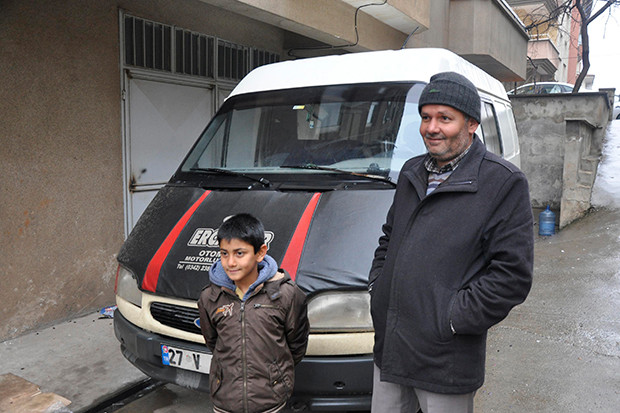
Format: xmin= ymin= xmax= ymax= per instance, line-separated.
xmin=197 ymin=262 xmax=309 ymax=413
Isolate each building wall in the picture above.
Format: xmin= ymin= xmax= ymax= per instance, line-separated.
xmin=448 ymin=0 xmax=529 ymax=81
xmin=409 ymin=0 xmax=450 ymax=49
xmin=507 ymin=0 xmax=582 ymax=86
xmin=411 ymin=0 xmax=528 ymax=81
xmin=0 ymin=0 xmax=123 ymax=340
xmin=510 ymin=93 xmax=609 ymax=227
xmin=0 ymin=0 xmax=289 ymax=341
xmin=566 ymin=3 xmax=582 ymax=85
xmin=202 ymin=0 xmax=414 ymax=53
xmin=554 ymin=8 xmax=573 ymax=83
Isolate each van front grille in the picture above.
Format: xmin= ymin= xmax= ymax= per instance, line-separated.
xmin=150 ymin=302 xmax=201 ymax=335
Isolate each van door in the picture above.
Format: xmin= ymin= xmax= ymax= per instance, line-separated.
xmin=123 ymin=74 xmax=213 ymax=233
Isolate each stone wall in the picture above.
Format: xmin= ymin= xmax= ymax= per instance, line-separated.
xmin=510 ymin=92 xmax=612 ymax=228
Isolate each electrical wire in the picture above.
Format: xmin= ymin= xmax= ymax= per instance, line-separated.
xmin=287 ymin=0 xmax=388 ymax=58
xmin=401 ymin=26 xmax=419 ymax=49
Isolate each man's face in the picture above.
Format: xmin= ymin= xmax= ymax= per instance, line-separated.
xmin=419 ymin=104 xmax=479 ymax=167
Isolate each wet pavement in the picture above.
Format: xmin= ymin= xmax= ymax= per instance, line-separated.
xmin=479 ymin=207 xmax=620 ymax=412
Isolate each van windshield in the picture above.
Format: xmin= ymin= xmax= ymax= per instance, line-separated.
xmin=181 ymin=82 xmax=426 ymax=182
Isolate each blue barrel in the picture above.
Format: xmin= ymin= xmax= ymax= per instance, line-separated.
xmin=539 ymin=205 xmax=556 ymax=236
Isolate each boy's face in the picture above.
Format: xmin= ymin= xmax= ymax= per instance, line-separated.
xmin=219 ymin=238 xmax=267 ymax=288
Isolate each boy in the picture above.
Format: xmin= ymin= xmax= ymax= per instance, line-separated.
xmin=197 ymin=213 xmax=310 ymax=413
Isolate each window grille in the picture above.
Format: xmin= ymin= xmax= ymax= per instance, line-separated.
xmin=218 ymin=40 xmax=250 ymax=81
xmin=123 ymin=14 xmax=279 ymax=81
xmin=252 ymin=49 xmax=280 ymax=70
xmin=175 ymin=28 xmax=214 ymax=77
xmin=124 ymin=16 xmax=172 ymax=71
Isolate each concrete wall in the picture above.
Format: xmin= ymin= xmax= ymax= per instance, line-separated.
xmin=410 ymin=0 xmax=529 ymax=81
xmin=0 ymin=0 xmax=289 ymax=341
xmin=200 ymin=0 xmax=423 ymax=52
xmin=0 ymin=0 xmax=123 ymax=340
xmin=448 ymin=0 xmax=529 ymax=81
xmin=409 ymin=0 xmax=450 ymax=49
xmin=510 ymin=93 xmax=611 ymax=228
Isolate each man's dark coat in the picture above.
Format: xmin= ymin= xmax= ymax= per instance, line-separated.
xmin=369 ymin=137 xmax=534 ymax=394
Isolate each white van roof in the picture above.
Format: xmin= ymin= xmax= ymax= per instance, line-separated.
xmin=230 ymin=48 xmax=508 ymax=101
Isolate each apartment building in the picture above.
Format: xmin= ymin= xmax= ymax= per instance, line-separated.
xmin=506 ymin=0 xmax=592 ymax=86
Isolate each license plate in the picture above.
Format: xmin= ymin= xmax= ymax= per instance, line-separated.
xmin=161 ymin=344 xmax=211 ymax=374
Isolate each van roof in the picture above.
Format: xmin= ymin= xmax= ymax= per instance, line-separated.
xmin=230 ymin=48 xmax=508 ymax=100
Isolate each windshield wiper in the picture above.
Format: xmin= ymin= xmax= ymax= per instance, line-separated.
xmin=280 ymin=164 xmax=396 ymax=187
xmin=189 ymin=167 xmax=271 ymax=188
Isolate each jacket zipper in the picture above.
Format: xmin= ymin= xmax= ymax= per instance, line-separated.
xmin=240 ymin=301 xmax=249 ymax=413
xmin=445 ymin=180 xmax=473 ymax=186
xmin=432 ymin=180 xmax=474 ymax=193
xmin=254 ymin=303 xmax=278 ymax=309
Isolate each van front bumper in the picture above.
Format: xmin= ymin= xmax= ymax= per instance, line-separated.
xmin=114 ymin=310 xmax=373 ymax=410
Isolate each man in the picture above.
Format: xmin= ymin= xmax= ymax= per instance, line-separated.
xmin=368 ymin=72 xmax=534 ymax=413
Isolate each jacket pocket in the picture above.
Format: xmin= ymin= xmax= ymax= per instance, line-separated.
xmin=209 ymin=358 xmax=223 ymax=397
xmin=268 ymin=361 xmax=291 ymax=400
xmin=437 ymin=291 xmax=458 ymax=342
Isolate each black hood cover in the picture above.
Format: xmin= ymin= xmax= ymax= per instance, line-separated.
xmin=118 ymin=186 xmax=393 ymax=300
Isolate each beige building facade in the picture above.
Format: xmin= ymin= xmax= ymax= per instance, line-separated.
xmin=506 ymin=0 xmax=591 ymax=87
xmin=0 ymin=0 xmax=528 ymax=341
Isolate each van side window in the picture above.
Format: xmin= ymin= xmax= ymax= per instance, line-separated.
xmin=479 ymin=102 xmax=503 ymax=157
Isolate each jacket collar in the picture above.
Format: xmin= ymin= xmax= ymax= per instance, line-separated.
xmin=207 ymin=268 xmax=291 ymax=302
xmin=402 ymin=135 xmax=485 ymax=197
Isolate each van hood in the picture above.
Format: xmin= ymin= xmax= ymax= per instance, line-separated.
xmin=118 ymin=186 xmax=394 ymax=299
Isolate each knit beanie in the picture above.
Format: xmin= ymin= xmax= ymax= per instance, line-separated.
xmin=418 ymin=71 xmax=481 ymax=123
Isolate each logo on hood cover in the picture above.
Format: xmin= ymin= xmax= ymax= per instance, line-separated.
xmin=187 ymin=228 xmax=275 ymax=248
xmin=187 ymin=228 xmax=220 ymax=247
xmin=178 ymin=228 xmax=276 ymax=274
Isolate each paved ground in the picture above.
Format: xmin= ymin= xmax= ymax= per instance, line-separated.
xmin=1 ymin=206 xmax=619 ymax=412
xmin=478 ymin=207 xmax=620 ymax=412
xmin=0 ymin=313 xmax=146 ymax=413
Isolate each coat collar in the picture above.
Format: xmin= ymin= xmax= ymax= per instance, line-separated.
xmin=207 ymin=269 xmax=291 ymax=302
xmin=401 ymin=135 xmax=486 ymax=197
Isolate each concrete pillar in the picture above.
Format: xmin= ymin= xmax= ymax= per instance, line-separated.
xmin=560 ymin=120 xmax=595 ymax=228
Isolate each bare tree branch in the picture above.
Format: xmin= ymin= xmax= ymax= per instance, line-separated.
xmin=516 ymin=0 xmax=619 ymax=93
xmin=574 ymin=0 xmax=618 ymax=92
xmin=588 ymin=0 xmax=617 ymax=23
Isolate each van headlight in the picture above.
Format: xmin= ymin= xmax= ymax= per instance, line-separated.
xmin=307 ymin=291 xmax=373 ymax=333
xmin=115 ymin=265 xmax=142 ymax=307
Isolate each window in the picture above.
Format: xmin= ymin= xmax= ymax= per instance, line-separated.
xmin=479 ymin=102 xmax=503 ymax=157
xmin=180 ymin=82 xmax=426 ymax=180
xmin=122 ymin=14 xmax=279 ymax=81
xmin=175 ymin=29 xmax=214 ymax=77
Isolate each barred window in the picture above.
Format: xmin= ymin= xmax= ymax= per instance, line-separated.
xmin=124 ymin=16 xmax=172 ymax=71
xmin=123 ymin=14 xmax=279 ymax=81
xmin=175 ymin=28 xmax=214 ymax=77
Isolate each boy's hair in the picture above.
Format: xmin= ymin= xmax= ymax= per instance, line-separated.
xmin=217 ymin=213 xmax=265 ymax=253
